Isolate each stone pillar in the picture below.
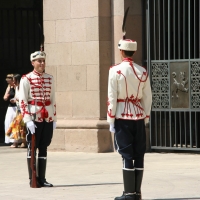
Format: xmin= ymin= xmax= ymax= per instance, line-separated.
xmin=43 ymin=0 xmax=113 ymax=152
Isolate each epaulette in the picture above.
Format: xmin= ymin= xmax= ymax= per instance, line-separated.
xmin=110 ymin=63 xmax=120 ymax=69
xmin=141 ymin=66 xmax=149 ymax=78
xmin=132 ymin=63 xmax=149 ymax=82
xmin=44 ymin=72 xmax=53 ymax=77
xmin=21 ymin=72 xmax=31 ymax=79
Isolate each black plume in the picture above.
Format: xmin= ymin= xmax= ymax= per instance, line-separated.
xmin=122 ymin=7 xmax=129 ymax=39
xmin=38 ymin=23 xmax=45 ymax=51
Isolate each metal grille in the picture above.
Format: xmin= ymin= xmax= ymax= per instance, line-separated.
xmin=151 ymin=62 xmax=169 ymax=109
xmin=146 ymin=0 xmax=200 ymax=151
xmin=191 ymin=61 xmax=200 ymax=109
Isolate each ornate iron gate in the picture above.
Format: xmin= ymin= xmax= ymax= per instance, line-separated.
xmin=0 ymin=0 xmax=43 ymax=141
xmin=146 ymin=0 xmax=200 ymax=151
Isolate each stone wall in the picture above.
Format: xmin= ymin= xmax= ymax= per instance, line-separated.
xmin=43 ymin=0 xmax=144 ymax=152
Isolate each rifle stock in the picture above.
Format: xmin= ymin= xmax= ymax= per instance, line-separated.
xmin=31 ymin=134 xmax=40 ymax=188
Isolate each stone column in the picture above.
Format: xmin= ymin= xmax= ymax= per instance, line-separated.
xmin=43 ymin=0 xmax=113 ymax=152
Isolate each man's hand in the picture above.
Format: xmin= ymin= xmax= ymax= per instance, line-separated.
xmin=109 ymin=123 xmax=115 ymax=133
xmin=53 ymin=121 xmax=56 ymax=130
xmin=26 ymin=121 xmax=37 ymax=134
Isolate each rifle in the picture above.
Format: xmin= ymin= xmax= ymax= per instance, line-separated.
xmin=30 ymin=133 xmax=40 ymax=188
xmin=30 ymin=100 xmax=40 ymax=188
xmin=30 ymin=23 xmax=44 ymax=188
xmin=29 ymin=23 xmax=44 ymax=188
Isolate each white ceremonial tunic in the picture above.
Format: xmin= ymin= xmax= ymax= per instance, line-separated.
xmin=107 ymin=57 xmax=152 ymax=124
xmin=19 ymin=70 xmax=57 ymax=123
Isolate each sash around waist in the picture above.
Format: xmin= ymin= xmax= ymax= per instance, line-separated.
xmin=117 ymin=98 xmax=140 ymax=103
xmin=28 ymin=100 xmax=51 ymax=106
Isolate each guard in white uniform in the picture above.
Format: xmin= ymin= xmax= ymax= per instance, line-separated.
xmin=107 ymin=39 xmax=152 ymax=200
xmin=19 ymin=51 xmax=57 ymax=187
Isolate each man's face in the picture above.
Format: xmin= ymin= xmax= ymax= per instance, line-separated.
xmin=31 ymin=59 xmax=45 ymax=73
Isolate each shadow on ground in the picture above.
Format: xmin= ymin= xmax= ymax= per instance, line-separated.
xmin=152 ymin=198 xmax=200 ymax=200
xmin=54 ymin=183 xmax=122 ymax=187
xmin=0 ymin=142 xmax=11 ymax=146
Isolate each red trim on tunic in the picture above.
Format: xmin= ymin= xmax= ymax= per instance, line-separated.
xmin=117 ymin=98 xmax=144 ymax=118
xmin=33 ymin=70 xmax=43 ymax=76
xmin=116 ymin=68 xmax=144 ymax=118
xmin=48 ymin=117 xmax=52 ymax=122
xmin=122 ymin=58 xmax=148 ymax=82
xmin=110 ymin=63 xmax=120 ymax=69
xmin=28 ymin=100 xmax=51 ymax=106
xmin=107 ymin=109 xmax=115 ymax=118
xmin=20 ymin=72 xmax=54 ymax=120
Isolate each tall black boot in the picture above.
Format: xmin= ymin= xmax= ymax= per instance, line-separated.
xmin=27 ymin=157 xmax=41 ymax=188
xmin=37 ymin=158 xmax=53 ymax=187
xmin=27 ymin=158 xmax=32 ymax=186
xmin=114 ymin=169 xmax=135 ymax=200
xmin=135 ymin=170 xmax=143 ymax=200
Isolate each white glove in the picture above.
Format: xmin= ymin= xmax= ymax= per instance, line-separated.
xmin=53 ymin=121 xmax=56 ymax=130
xmin=26 ymin=121 xmax=37 ymax=134
xmin=144 ymin=118 xmax=149 ymax=124
xmin=109 ymin=123 xmax=115 ymax=133
xmin=144 ymin=118 xmax=149 ymax=127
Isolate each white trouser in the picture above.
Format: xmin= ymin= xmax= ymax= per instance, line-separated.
xmin=4 ymin=106 xmax=17 ymax=143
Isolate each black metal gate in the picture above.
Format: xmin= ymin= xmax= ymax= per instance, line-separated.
xmin=0 ymin=0 xmax=43 ymax=141
xmin=146 ymin=0 xmax=200 ymax=151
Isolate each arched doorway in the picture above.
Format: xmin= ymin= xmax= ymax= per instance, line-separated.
xmin=0 ymin=0 xmax=43 ymax=142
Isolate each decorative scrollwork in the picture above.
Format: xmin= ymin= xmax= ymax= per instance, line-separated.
xmin=152 ymin=63 xmax=168 ymax=78
xmin=191 ymin=94 xmax=200 ymax=109
xmin=191 ymin=62 xmax=200 ymax=77
xmin=152 ymin=94 xmax=169 ymax=109
xmin=152 ymin=94 xmax=161 ymax=108
xmin=191 ymin=61 xmax=200 ymax=108
xmin=191 ymin=78 xmax=200 ymax=93
xmin=151 ymin=62 xmax=169 ymax=109
xmin=151 ymin=79 xmax=160 ymax=93
xmin=160 ymin=94 xmax=170 ymax=108
xmin=161 ymin=79 xmax=169 ymax=93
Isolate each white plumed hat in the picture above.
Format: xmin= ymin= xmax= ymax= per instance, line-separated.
xmin=118 ymin=39 xmax=137 ymax=51
xmin=118 ymin=7 xmax=137 ymax=52
xmin=30 ymin=51 xmax=46 ymax=61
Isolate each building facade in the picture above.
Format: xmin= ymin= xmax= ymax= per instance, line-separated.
xmin=43 ymin=0 xmax=145 ymax=152
xmin=1 ymin=0 xmax=199 ymax=152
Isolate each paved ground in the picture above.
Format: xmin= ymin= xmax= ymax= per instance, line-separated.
xmin=0 ymin=145 xmax=200 ymax=200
